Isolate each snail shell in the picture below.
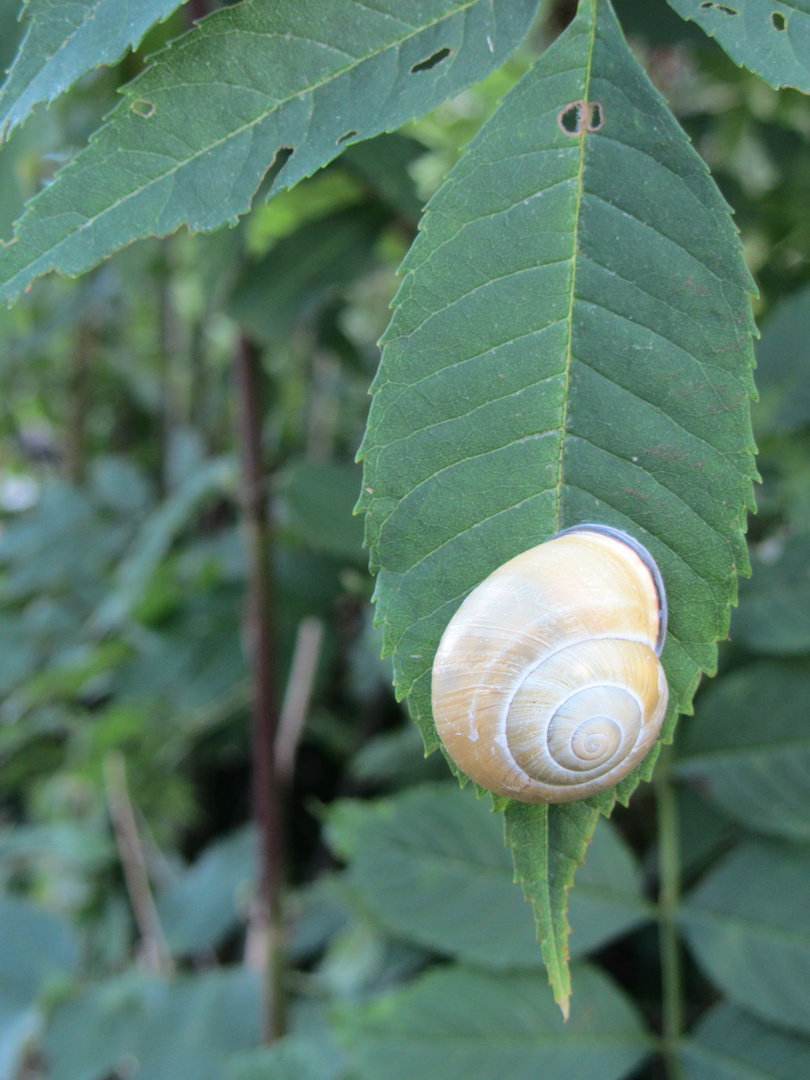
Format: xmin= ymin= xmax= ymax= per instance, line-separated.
xmin=431 ymin=525 xmax=668 ymax=803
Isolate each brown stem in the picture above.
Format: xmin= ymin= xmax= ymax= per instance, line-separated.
xmin=103 ymin=752 xmax=174 ymax=975
xmin=234 ymin=336 xmax=286 ymax=1042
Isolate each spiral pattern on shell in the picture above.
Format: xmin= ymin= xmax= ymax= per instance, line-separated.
xmin=431 ymin=526 xmax=668 ymax=803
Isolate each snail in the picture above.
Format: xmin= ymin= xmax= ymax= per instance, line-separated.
xmin=431 ymin=525 xmax=668 ymax=803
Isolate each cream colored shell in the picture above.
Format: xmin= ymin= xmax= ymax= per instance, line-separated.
xmin=431 ymin=527 xmax=668 ymax=803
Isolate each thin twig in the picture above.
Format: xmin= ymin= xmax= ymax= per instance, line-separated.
xmin=275 ymin=617 xmax=324 ymax=784
xmin=103 ymin=752 xmax=174 ymax=975
xmin=245 ymin=618 xmax=322 ymax=975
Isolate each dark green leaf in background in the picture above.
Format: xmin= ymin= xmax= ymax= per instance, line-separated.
xmin=227 ymin=207 xmax=386 ymax=346
xmin=44 ymin=967 xmax=260 ymax=1080
xmin=227 ymin=1039 xmax=334 ymax=1080
xmin=754 ymin=284 xmax=810 ymax=436
xmin=341 ymin=134 xmax=426 ymax=228
xmin=676 ymin=662 xmax=810 ymax=841
xmin=358 ymin=0 xmax=756 ymax=1011
xmin=0 ymin=895 xmax=79 ymax=1080
xmin=667 ymin=0 xmax=810 ymax=93
xmin=680 ymin=1003 xmax=810 ymax=1080
xmin=337 ymin=963 xmax=651 ymax=1080
xmin=157 ymin=825 xmax=256 ymax=958
xmin=681 ymin=842 xmax=810 ymax=1036
xmin=327 ymin=784 xmax=650 ymax=972
xmin=276 ymin=460 xmax=371 ymax=566
xmin=0 ymin=0 xmax=541 ymax=302
xmin=732 ymin=535 xmax=810 ymax=654
xmin=0 ymin=0 xmax=186 ymax=143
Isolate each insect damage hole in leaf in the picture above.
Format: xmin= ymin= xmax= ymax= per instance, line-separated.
xmin=700 ymin=1 xmax=739 ymax=12
xmin=558 ymin=101 xmax=604 ymax=136
xmin=558 ymin=101 xmax=584 ymax=135
xmin=410 ymin=47 xmax=452 ymax=73
xmin=586 ymin=101 xmax=603 ymax=131
xmin=772 ymin=11 xmax=787 ymax=29
xmin=130 ymin=99 xmax=156 ymax=118
xmin=262 ymin=146 xmax=294 ymax=192
xmin=337 ymin=130 xmax=358 ymax=145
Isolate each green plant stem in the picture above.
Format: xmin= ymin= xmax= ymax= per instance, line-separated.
xmin=656 ymin=748 xmax=684 ymax=1080
xmin=235 ymin=336 xmax=286 ymax=1042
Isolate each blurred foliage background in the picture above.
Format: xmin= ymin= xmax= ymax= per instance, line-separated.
xmin=1 ymin=0 xmax=810 ymax=1078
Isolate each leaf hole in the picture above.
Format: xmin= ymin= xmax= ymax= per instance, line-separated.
xmin=558 ymin=101 xmax=584 ymax=136
xmin=264 ymin=145 xmax=294 ymax=191
xmin=586 ymin=101 xmax=604 ymax=131
xmin=337 ymin=130 xmax=358 ymax=145
xmin=772 ymin=10 xmax=787 ymax=29
xmin=410 ymin=47 xmax=452 ymax=73
xmin=700 ymin=1 xmax=738 ymax=10
xmin=131 ymin=98 xmax=155 ymax=118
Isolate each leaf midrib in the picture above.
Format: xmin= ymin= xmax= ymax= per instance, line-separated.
xmin=555 ymin=0 xmax=597 ymax=535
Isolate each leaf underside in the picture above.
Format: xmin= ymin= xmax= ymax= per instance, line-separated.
xmin=358 ymin=0 xmax=756 ymax=1014
xmin=0 ymin=0 xmax=540 ymax=303
xmin=667 ymin=0 xmax=810 ymax=93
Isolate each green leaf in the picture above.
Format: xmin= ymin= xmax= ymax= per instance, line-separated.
xmin=503 ymin=800 xmax=597 ymax=1014
xmin=89 ymin=456 xmax=235 ymax=634
xmin=676 ymin=661 xmax=810 ymax=841
xmin=327 ymin=783 xmax=537 ymax=969
xmin=337 ymin=963 xmax=652 ymax=1080
xmin=0 ymin=0 xmax=540 ymax=303
xmin=0 ymin=895 xmax=79 ymax=1080
xmin=228 ymin=207 xmax=385 ymax=345
xmin=680 ymin=1003 xmax=810 ymax=1080
xmin=358 ymin=0 xmax=756 ymax=1012
xmin=44 ymin=967 xmax=260 ymax=1080
xmin=227 ymin=1040 xmax=334 ymax=1080
xmin=341 ymin=134 xmax=426 ymax=226
xmin=327 ymin=783 xmax=650 ymax=974
xmin=0 ymin=0 xmax=26 ymax=77
xmin=666 ymin=0 xmax=810 ymax=93
xmin=754 ymin=284 xmax=810 ymax=436
xmin=157 ymin=826 xmax=255 ymax=958
xmin=567 ymin=809 xmax=654 ymax=953
xmin=276 ymin=460 xmax=372 ymax=565
xmin=680 ymin=842 xmax=810 ymax=1036
xmin=732 ymin=534 xmax=810 ymax=654
xmin=0 ymin=0 xmax=185 ymax=143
